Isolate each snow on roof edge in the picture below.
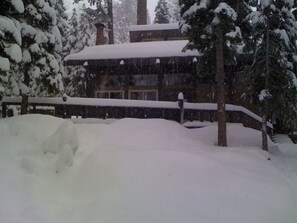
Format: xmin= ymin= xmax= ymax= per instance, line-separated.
xmin=129 ymin=23 xmax=179 ymax=32
xmin=64 ymin=40 xmax=199 ymax=62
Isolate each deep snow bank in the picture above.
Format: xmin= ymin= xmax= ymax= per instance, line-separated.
xmin=0 ymin=115 xmax=296 ymax=223
xmin=42 ymin=120 xmax=79 ymax=173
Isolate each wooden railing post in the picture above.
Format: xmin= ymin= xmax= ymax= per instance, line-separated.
xmin=62 ymin=94 xmax=67 ymax=119
xmin=178 ymin=92 xmax=184 ymax=125
xmin=2 ymin=103 xmax=7 ymax=118
xmin=200 ymin=111 xmax=204 ymax=122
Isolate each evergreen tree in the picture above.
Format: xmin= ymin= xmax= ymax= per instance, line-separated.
xmin=0 ymin=0 xmax=24 ymax=99
xmin=154 ymin=0 xmax=171 ymax=24
xmin=64 ymin=6 xmax=94 ymax=97
xmin=18 ymin=0 xmax=64 ymax=113
xmin=77 ymin=4 xmax=95 ymax=50
xmin=64 ymin=8 xmax=80 ymax=55
xmin=180 ymin=0 xmax=251 ymax=147
xmin=74 ymin=0 xmax=111 ymax=42
xmin=168 ymin=0 xmax=181 ymax=22
xmin=246 ymin=0 xmax=297 ymax=150
xmin=64 ymin=8 xmax=81 ymax=97
xmin=65 ymin=1 xmax=112 ymax=97
xmin=114 ymin=0 xmax=137 ymax=44
xmin=55 ymin=0 xmax=69 ymax=83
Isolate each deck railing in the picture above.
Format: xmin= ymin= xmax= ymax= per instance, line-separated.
xmin=1 ymin=96 xmax=273 ymax=131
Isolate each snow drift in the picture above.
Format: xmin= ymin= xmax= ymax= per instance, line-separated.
xmin=0 ymin=115 xmax=296 ymax=223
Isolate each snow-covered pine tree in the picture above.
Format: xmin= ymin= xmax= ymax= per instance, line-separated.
xmin=114 ymin=0 xmax=137 ymax=44
xmin=75 ymin=0 xmax=111 ymax=42
xmin=55 ymin=0 xmax=69 ymax=84
xmin=0 ymin=0 xmax=24 ymax=99
xmin=64 ymin=8 xmax=82 ymax=97
xmin=180 ymin=0 xmax=251 ymax=147
xmin=77 ymin=4 xmax=95 ymax=50
xmin=246 ymin=0 xmax=297 ymax=150
xmin=17 ymin=0 xmax=64 ymax=114
xmin=167 ymin=0 xmax=180 ymax=22
xmin=64 ymin=8 xmax=80 ymax=55
xmin=65 ymin=1 xmax=112 ymax=97
xmin=64 ymin=5 xmax=95 ymax=97
xmin=154 ymin=0 xmax=171 ymax=24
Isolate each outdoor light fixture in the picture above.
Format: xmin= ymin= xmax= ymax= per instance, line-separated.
xmin=62 ymin=94 xmax=67 ymax=102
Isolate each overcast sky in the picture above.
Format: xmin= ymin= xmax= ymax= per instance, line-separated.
xmin=64 ymin=0 xmax=159 ymax=22
xmin=147 ymin=0 xmax=159 ymax=21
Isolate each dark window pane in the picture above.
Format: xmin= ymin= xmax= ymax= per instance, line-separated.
xmin=133 ymin=75 xmax=158 ymax=87
xmin=130 ymin=92 xmax=143 ymax=100
xmin=110 ymin=92 xmax=123 ymax=99
xmin=97 ymin=92 xmax=109 ymax=98
xmin=144 ymin=91 xmax=157 ymax=101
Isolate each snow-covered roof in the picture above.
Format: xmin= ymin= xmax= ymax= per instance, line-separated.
xmin=65 ymin=40 xmax=199 ymax=65
xmin=129 ymin=23 xmax=179 ymax=32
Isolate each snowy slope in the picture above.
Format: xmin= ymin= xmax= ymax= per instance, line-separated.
xmin=0 ymin=115 xmax=296 ymax=223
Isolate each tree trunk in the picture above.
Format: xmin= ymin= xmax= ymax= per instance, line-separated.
xmin=21 ymin=72 xmax=30 ymax=115
xmin=107 ymin=0 xmax=114 ymax=44
xmin=262 ymin=19 xmax=270 ymax=151
xmin=216 ymin=27 xmax=227 ymax=147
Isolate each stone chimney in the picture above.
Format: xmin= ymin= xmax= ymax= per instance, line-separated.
xmin=95 ymin=22 xmax=106 ymax=45
xmin=137 ymin=0 xmax=147 ymax=25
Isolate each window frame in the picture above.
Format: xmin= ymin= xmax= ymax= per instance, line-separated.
xmin=128 ymin=89 xmax=158 ymax=101
xmin=96 ymin=90 xmax=124 ymax=99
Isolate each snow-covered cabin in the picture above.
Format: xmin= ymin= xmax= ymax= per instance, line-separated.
xmin=65 ymin=0 xmax=252 ymax=111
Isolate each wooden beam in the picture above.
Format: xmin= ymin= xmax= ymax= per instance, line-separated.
xmin=156 ymin=61 xmax=164 ymax=101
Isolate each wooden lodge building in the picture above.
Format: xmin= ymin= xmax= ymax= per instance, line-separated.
xmin=64 ymin=0 xmax=256 ymax=116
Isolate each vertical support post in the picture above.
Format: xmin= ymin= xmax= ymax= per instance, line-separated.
xmin=62 ymin=105 xmax=66 ymax=119
xmin=192 ymin=57 xmax=198 ymax=103
xmin=2 ymin=103 xmax=7 ymax=118
xmin=156 ymin=59 xmax=163 ymax=101
xmin=120 ymin=60 xmax=129 ymax=99
xmin=178 ymin=92 xmax=184 ymax=125
xmin=62 ymin=94 xmax=67 ymax=119
xmin=200 ymin=111 xmax=204 ymax=122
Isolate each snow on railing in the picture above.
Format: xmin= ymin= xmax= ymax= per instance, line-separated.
xmin=1 ymin=96 xmax=273 ymax=128
xmin=185 ymin=102 xmax=273 ymax=128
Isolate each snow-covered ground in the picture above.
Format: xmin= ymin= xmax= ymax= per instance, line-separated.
xmin=0 ymin=114 xmax=297 ymax=223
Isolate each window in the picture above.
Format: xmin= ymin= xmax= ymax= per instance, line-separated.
xmin=163 ymin=73 xmax=193 ymax=86
xmin=132 ymin=75 xmax=158 ymax=87
xmin=96 ymin=91 xmax=124 ymax=99
xmin=129 ymin=90 xmax=157 ymax=101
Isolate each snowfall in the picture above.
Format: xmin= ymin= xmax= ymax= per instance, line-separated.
xmin=0 ymin=114 xmax=297 ymax=223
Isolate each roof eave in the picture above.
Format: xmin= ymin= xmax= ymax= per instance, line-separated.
xmin=65 ymin=56 xmax=200 ymax=67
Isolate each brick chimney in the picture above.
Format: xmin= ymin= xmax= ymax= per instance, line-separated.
xmin=137 ymin=0 xmax=147 ymax=25
xmin=95 ymin=22 xmax=106 ymax=45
